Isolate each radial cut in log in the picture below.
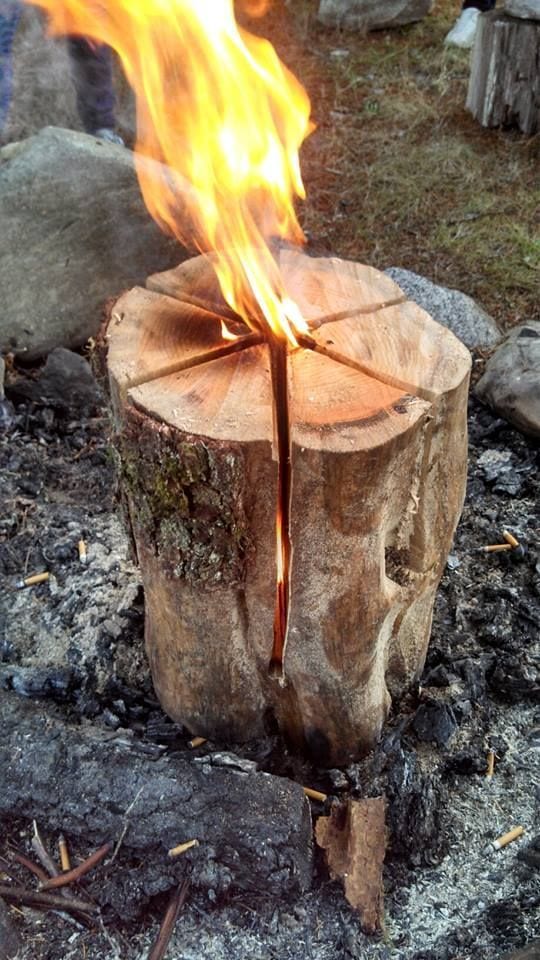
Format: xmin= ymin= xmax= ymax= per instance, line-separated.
xmin=107 ymin=250 xmax=471 ymax=765
xmin=466 ymin=10 xmax=540 ymax=135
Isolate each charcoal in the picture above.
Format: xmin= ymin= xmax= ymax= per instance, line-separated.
xmin=411 ymin=700 xmax=458 ymax=747
xmin=0 ymin=694 xmax=313 ymax=917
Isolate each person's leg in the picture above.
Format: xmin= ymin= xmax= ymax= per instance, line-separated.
xmin=462 ymin=1 xmax=496 ymax=10
xmin=67 ymin=37 xmax=123 ymax=142
xmin=0 ymin=1 xmax=22 ymax=131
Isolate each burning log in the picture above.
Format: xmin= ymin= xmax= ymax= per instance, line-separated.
xmin=107 ymin=249 xmax=471 ymax=765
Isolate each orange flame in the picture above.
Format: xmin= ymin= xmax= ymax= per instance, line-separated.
xmin=31 ymin=0 xmax=312 ymax=344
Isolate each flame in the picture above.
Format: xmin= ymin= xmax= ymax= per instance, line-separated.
xmin=31 ymin=0 xmax=312 ymax=345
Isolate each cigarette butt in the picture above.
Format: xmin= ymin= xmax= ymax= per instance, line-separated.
xmin=502 ymin=530 xmax=519 ymax=549
xmin=303 ymin=787 xmax=328 ymax=803
xmin=486 ymin=750 xmax=495 ymax=778
xmin=188 ymin=736 xmax=207 ymax=749
xmin=168 ymin=839 xmax=199 ymax=859
xmin=78 ymin=540 xmax=87 ymax=564
xmin=16 ymin=571 xmax=49 ymax=589
xmin=59 ymin=835 xmax=71 ymax=872
xmin=491 ymin=826 xmax=524 ymax=851
xmin=481 ymin=544 xmax=512 ymax=554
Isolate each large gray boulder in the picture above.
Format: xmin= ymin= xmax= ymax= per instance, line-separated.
xmin=475 ymin=321 xmax=540 ymax=438
xmin=503 ymin=0 xmax=540 ymax=20
xmin=384 ymin=266 xmax=501 ymax=350
xmin=318 ymin=0 xmax=434 ymax=30
xmin=0 ymin=126 xmax=182 ymax=361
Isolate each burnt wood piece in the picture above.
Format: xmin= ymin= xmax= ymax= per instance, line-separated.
xmin=107 ymin=250 xmax=471 ymax=765
xmin=0 ymin=694 xmax=313 ymax=917
xmin=467 ymin=11 xmax=540 ymax=135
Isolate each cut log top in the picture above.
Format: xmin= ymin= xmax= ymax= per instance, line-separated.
xmin=108 ymin=250 xmax=470 ymax=451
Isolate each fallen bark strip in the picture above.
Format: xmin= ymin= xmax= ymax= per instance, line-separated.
xmin=0 ymin=694 xmax=313 ymax=917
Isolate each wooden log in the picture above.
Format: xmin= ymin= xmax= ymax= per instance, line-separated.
xmin=106 ymin=250 xmax=471 ymax=765
xmin=466 ymin=10 xmax=540 ymax=135
xmin=0 ymin=694 xmax=313 ymax=915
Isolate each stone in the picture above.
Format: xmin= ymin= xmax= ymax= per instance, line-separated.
xmin=0 ymin=126 xmax=182 ymax=361
xmin=475 ymin=322 xmax=540 ymax=438
xmin=8 ymin=348 xmax=103 ymax=412
xmin=503 ymin=0 xmax=540 ymax=21
xmin=385 ymin=267 xmax=501 ymax=350
xmin=0 ymin=899 xmax=20 ymax=960
xmin=318 ymin=0 xmax=434 ymax=31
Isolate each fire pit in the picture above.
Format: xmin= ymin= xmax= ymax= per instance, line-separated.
xmin=106 ymin=248 xmax=470 ymax=764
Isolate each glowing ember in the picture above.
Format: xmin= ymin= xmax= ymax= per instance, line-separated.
xmin=30 ymin=0 xmax=312 ymax=345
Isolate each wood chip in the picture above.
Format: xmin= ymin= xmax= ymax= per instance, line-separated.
xmin=316 ymin=797 xmax=386 ymax=933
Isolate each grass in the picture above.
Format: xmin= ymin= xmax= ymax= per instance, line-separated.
xmin=258 ymin=0 xmax=539 ymax=331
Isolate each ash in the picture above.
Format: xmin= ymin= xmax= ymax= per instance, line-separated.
xmin=0 ymin=375 xmax=538 ymax=960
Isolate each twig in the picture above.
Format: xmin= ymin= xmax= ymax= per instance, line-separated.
xmin=40 ymin=842 xmax=112 ymax=891
xmin=147 ymin=879 xmax=190 ymax=960
xmin=0 ymin=882 xmax=97 ymax=917
xmin=31 ymin=821 xmax=60 ymax=877
xmin=109 ymin=785 xmax=145 ymax=865
xmin=10 ymin=850 xmax=49 ymax=884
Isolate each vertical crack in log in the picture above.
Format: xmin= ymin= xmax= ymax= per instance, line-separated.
xmin=269 ymin=338 xmax=293 ymax=683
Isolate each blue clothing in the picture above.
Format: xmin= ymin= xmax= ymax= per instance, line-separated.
xmin=0 ymin=1 xmax=22 ymax=130
xmin=0 ymin=3 xmax=116 ymax=133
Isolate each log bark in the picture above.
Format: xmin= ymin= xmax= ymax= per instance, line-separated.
xmin=106 ymin=250 xmax=471 ymax=765
xmin=0 ymin=694 xmax=313 ymax=916
xmin=466 ymin=11 xmax=540 ymax=135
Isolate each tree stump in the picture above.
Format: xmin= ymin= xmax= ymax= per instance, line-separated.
xmin=466 ymin=10 xmax=540 ymax=135
xmin=106 ymin=250 xmax=471 ymax=765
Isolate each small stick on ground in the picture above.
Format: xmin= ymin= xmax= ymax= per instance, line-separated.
xmin=10 ymin=850 xmax=50 ymax=884
xmin=31 ymin=821 xmax=60 ymax=877
xmin=0 ymin=882 xmax=98 ymax=917
xmin=40 ymin=841 xmax=112 ymax=891
xmin=148 ymin=878 xmax=190 ymax=960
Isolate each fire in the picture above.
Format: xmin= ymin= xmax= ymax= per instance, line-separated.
xmin=30 ymin=0 xmax=312 ymax=345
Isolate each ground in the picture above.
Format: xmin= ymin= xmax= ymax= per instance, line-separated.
xmin=1 ymin=1 xmax=539 ymax=958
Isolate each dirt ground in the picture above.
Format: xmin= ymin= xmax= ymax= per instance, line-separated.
xmin=1 ymin=343 xmax=539 ymax=960
xmin=1 ymin=1 xmax=539 ymax=958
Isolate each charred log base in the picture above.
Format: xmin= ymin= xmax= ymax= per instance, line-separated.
xmin=0 ymin=694 xmax=313 ymax=918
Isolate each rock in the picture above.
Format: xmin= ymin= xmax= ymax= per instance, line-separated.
xmin=475 ymin=322 xmax=540 ymax=438
xmin=7 ymin=348 xmax=103 ymax=412
xmin=318 ymin=0 xmax=434 ymax=31
xmin=0 ymin=126 xmax=182 ymax=361
xmin=385 ymin=267 xmax=501 ymax=349
xmin=0 ymin=899 xmax=20 ymax=960
xmin=503 ymin=0 xmax=540 ymax=20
